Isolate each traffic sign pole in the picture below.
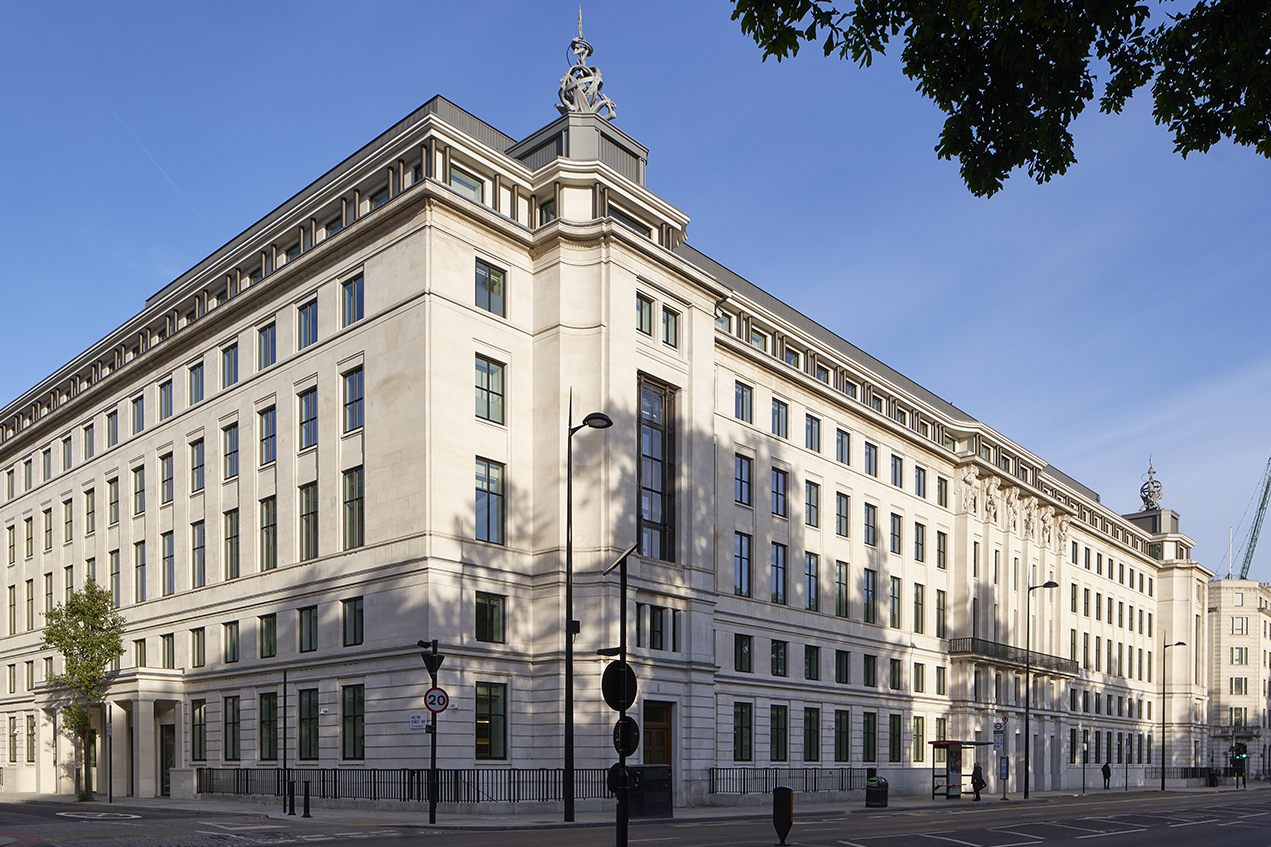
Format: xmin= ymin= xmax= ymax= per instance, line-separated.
xmin=418 ymin=639 xmax=445 ymax=824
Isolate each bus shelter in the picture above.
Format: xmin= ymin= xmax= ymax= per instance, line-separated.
xmin=929 ymin=740 xmax=993 ymax=799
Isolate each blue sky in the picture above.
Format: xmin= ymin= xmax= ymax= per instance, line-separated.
xmin=3 ymin=1 xmax=1269 ymax=577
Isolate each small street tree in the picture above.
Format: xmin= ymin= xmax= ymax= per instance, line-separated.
xmin=41 ymin=579 xmax=124 ymax=801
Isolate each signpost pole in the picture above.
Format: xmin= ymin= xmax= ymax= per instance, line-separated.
xmin=417 ymin=639 xmax=446 ymax=825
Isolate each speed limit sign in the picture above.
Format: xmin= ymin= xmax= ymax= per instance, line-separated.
xmin=425 ymin=687 xmax=450 ymax=713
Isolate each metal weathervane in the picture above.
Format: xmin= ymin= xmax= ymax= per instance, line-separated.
xmin=558 ymin=9 xmax=617 ymax=120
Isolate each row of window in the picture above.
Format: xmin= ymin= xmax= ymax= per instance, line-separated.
xmin=1070 ymin=542 xmax=1155 ymax=596
xmin=731 ymin=704 xmax=939 ymax=765
xmin=1067 ymin=628 xmax=1153 ymax=681
xmin=187 ymin=680 xmax=507 ymax=763
xmin=1069 ymin=583 xmax=1153 ymax=635
xmin=2 ymin=279 xmax=365 ymax=505
xmin=732 ymin=636 xmax=948 ymax=693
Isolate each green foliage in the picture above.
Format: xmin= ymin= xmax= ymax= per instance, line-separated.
xmin=730 ymin=0 xmax=1271 ymax=196
xmin=42 ymin=579 xmax=125 ymax=710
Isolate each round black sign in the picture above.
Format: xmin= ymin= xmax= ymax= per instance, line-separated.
xmin=613 ymin=715 xmax=640 ymax=757
xmin=601 ymin=660 xmax=637 ymax=712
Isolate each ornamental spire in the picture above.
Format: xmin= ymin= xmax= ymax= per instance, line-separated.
xmin=1140 ymin=457 xmax=1163 ymax=511
xmin=557 ymin=9 xmax=617 ymax=121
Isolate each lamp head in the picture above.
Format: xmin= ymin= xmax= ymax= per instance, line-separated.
xmin=582 ymin=412 xmax=613 ymax=429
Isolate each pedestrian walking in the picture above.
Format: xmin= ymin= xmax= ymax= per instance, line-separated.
xmin=971 ymin=763 xmax=986 ymax=801
xmin=1101 ymin=762 xmax=1111 ymax=789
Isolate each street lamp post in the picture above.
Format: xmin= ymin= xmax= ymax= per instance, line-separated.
xmin=1160 ymin=636 xmax=1185 ymax=791
xmin=1023 ymin=580 xmax=1058 ymax=800
xmin=563 ymin=399 xmax=612 ymax=822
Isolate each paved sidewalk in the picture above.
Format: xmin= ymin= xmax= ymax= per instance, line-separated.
xmin=3 ymin=783 xmax=1264 ymax=831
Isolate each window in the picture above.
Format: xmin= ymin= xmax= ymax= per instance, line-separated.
xmin=862 ymin=712 xmax=877 ymax=762
xmin=260 ymin=693 xmax=279 ymax=761
xmin=771 ymin=400 xmax=788 ymax=438
xmin=805 ymin=481 xmax=819 ymax=527
xmin=805 ymin=553 xmax=819 ymax=612
xmin=222 ymin=344 xmax=238 ymax=388
xmin=733 ymin=703 xmax=753 ymax=761
xmin=836 ymin=492 xmax=850 ymax=537
xmin=734 ymin=533 xmax=752 ymax=597
xmin=259 ymin=407 xmax=277 ymax=465
xmin=161 ymin=532 xmax=175 ymax=596
xmin=863 ymin=569 xmax=877 ymax=624
xmin=342 ymin=684 xmax=365 ymax=760
xmin=734 ymin=382 xmax=752 ymax=422
xmin=260 ymin=497 xmax=277 ymax=571
xmin=936 ymin=589 xmax=947 ymax=637
xmin=475 ymin=356 xmax=504 ymax=423
xmin=475 ymin=259 xmax=506 ymax=317
xmin=749 ymin=328 xmax=768 ymax=352
xmin=937 ymin=476 xmax=948 ymax=507
xmin=369 ymin=184 xmax=390 ymax=209
xmin=343 ymin=467 xmax=365 ymax=550
xmin=42 ymin=509 xmax=51 ymax=551
xmin=914 ymin=522 xmax=926 ymax=562
xmin=476 ymin=592 xmax=505 ymax=643
xmin=804 ymin=645 xmax=820 ymax=681
xmin=190 ymin=439 xmax=205 ymax=492
xmin=770 ymin=705 xmax=788 ymax=762
xmin=191 ymin=700 xmax=207 ymax=761
xmin=804 ymin=707 xmax=821 ymax=762
xmin=914 ymin=662 xmax=925 ymax=693
xmin=299 ymin=483 xmax=319 ymax=560
xmin=23 ymin=518 xmax=32 ymax=559
xmin=159 ymin=381 xmax=173 ymax=420
xmin=475 ymin=459 xmax=505 ymax=545
xmin=734 ymin=455 xmax=752 ymax=505
xmin=836 ymin=429 xmax=850 ymax=464
xmin=259 ymin=323 xmax=276 ymax=369
xmin=160 ymin=453 xmax=174 ymax=504
xmin=160 ymin=633 xmax=175 ymax=669
xmin=188 ymin=363 xmax=204 ymax=405
xmin=770 ymin=639 xmax=788 ymax=677
xmin=912 ymin=716 xmax=925 ymax=763
xmin=450 ymin=164 xmax=484 ymax=202
xmin=191 ymin=627 xmax=205 ymax=668
xmin=131 ymin=397 xmax=144 ymax=435
xmin=888 ymin=714 xmax=903 ymax=762
xmin=915 ymin=467 xmax=927 ymax=498
xmin=783 ymin=346 xmax=800 ymax=368
xmin=298 ymin=300 xmax=318 ymax=349
xmin=83 ymin=424 xmax=95 ymax=461
xmin=474 ymin=682 xmax=506 ymax=759
xmin=63 ymin=499 xmax=72 ymax=543
xmin=638 ymin=376 xmax=675 ymax=561
xmin=662 ymin=307 xmax=679 ymax=347
xmin=109 ymin=552 xmax=120 ymax=608
xmin=342 ymin=597 xmax=364 ymax=647
xmin=223 ymin=424 xmax=239 ymax=479
xmin=636 ymin=294 xmax=654 ymax=335
xmin=299 ymin=388 xmax=318 ymax=449
xmin=299 ymin=689 xmax=319 ymax=760
xmin=864 ymin=503 xmax=877 ymax=547
xmin=913 ymin=583 xmax=925 ymax=633
xmin=806 ymin=415 xmax=821 ymax=452
xmin=864 ymin=443 xmax=878 ymax=476
xmin=936 ymin=531 xmax=947 ymax=570
xmin=342 ymin=275 xmax=364 ymax=326
xmin=191 ymin=521 xmax=206 ymax=588
xmin=771 ymin=469 xmax=788 ymax=517
xmin=223 ymin=620 xmax=239 ymax=663
xmin=343 ymin=368 xmax=364 ymax=432
xmin=299 ymin=606 xmax=318 ymax=652
xmin=734 ymin=633 xmax=753 ymax=672
xmin=771 ymin=543 xmax=787 ymax=604
xmin=133 ymin=466 xmax=145 ymax=515
xmin=889 ymin=576 xmax=902 ymax=627
xmin=259 ymin=613 xmax=276 ymax=658
xmin=891 ymin=455 xmax=903 ymax=488
xmin=889 ymin=513 xmax=902 ymax=554
xmin=827 ymin=561 xmax=847 ymax=618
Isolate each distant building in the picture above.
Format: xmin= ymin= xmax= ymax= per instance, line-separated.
xmin=1205 ymin=579 xmax=1269 ymax=776
xmin=0 ymin=31 xmax=1212 ymax=806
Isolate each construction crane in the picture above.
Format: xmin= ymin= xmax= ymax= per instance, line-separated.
xmin=1236 ymin=457 xmax=1271 ymax=580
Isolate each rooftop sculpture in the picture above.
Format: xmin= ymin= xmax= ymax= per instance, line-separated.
xmin=558 ymin=10 xmax=617 ymax=121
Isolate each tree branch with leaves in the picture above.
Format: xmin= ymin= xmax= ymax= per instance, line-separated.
xmin=731 ymin=0 xmax=1271 ymax=196
xmin=42 ymin=579 xmax=124 ymax=801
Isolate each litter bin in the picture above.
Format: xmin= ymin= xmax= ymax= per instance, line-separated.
xmin=865 ymin=776 xmax=888 ymax=808
xmin=628 ymin=765 xmax=673 ymax=819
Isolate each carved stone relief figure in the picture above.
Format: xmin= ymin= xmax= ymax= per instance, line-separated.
xmin=984 ymin=477 xmax=1000 ymax=524
xmin=1023 ymin=498 xmax=1036 ymax=540
xmin=1057 ymin=515 xmax=1071 ymax=548
xmin=961 ymin=468 xmax=979 ymax=514
xmin=1004 ymin=487 xmax=1019 ymax=533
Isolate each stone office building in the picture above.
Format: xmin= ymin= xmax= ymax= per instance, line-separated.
xmin=0 ymin=32 xmax=1210 ymax=805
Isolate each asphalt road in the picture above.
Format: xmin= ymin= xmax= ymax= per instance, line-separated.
xmin=1 ymin=790 xmax=1266 ymax=847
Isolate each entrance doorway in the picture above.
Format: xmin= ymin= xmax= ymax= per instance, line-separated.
xmin=643 ymin=701 xmax=672 ymax=765
xmin=159 ymin=725 xmax=175 ymax=797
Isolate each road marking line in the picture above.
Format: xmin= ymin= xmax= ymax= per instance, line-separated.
xmin=1169 ymin=819 xmax=1219 ymax=827
xmin=1240 ymin=812 xmax=1269 ymax=818
xmin=920 ymin=835 xmax=986 ymax=846
xmin=1075 ymin=830 xmax=1146 ymax=839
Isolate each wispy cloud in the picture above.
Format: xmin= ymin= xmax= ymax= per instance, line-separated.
xmin=102 ymin=99 xmax=210 ymax=228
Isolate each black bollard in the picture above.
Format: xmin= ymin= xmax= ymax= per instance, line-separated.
xmin=302 ymin=780 xmax=311 ymax=818
xmin=288 ymin=780 xmax=296 ymax=816
xmin=772 ymin=786 xmax=793 ymax=846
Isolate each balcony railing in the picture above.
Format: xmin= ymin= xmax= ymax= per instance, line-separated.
xmin=947 ymin=637 xmax=1079 ymax=675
